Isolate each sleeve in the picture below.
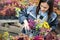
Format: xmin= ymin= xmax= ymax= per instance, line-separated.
xmin=51 ymin=17 xmax=58 ymax=30
xmin=19 ymin=8 xmax=28 ymax=24
xmin=49 ymin=13 xmax=58 ymax=30
xmin=19 ymin=6 xmax=36 ymax=24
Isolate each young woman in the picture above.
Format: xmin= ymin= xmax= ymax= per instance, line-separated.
xmin=19 ymin=0 xmax=58 ymax=34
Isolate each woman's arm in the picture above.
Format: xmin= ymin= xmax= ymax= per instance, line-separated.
xmin=19 ymin=8 xmax=28 ymax=24
xmin=19 ymin=8 xmax=30 ymax=31
xmin=49 ymin=13 xmax=58 ymax=30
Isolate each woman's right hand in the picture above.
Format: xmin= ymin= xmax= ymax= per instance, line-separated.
xmin=23 ymin=20 xmax=30 ymax=30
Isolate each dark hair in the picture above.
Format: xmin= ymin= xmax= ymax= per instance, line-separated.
xmin=36 ymin=0 xmax=54 ymax=18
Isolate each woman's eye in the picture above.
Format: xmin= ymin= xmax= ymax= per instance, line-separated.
xmin=40 ymin=5 xmax=47 ymax=9
xmin=44 ymin=7 xmax=47 ymax=9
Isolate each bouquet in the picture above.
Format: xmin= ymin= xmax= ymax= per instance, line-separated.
xmin=28 ymin=19 xmax=51 ymax=37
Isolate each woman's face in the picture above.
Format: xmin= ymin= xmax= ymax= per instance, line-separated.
xmin=40 ymin=2 xmax=49 ymax=12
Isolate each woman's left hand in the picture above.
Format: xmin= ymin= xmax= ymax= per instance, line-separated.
xmin=34 ymin=19 xmax=40 ymax=24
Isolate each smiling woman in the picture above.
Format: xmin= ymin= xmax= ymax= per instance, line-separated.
xmin=40 ymin=2 xmax=49 ymax=13
xmin=19 ymin=0 xmax=58 ymax=37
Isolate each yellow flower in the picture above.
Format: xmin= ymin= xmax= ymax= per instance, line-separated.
xmin=3 ymin=32 xmax=9 ymax=37
xmin=43 ymin=21 xmax=50 ymax=29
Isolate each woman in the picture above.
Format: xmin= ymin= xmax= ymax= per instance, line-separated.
xmin=19 ymin=0 xmax=58 ymax=34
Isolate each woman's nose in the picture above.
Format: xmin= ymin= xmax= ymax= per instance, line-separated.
xmin=41 ymin=7 xmax=45 ymax=11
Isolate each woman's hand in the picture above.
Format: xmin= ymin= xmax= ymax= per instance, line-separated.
xmin=34 ymin=19 xmax=40 ymax=24
xmin=23 ymin=20 xmax=30 ymax=30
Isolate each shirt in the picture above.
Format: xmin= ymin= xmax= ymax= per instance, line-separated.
xmin=37 ymin=10 xmax=48 ymax=23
